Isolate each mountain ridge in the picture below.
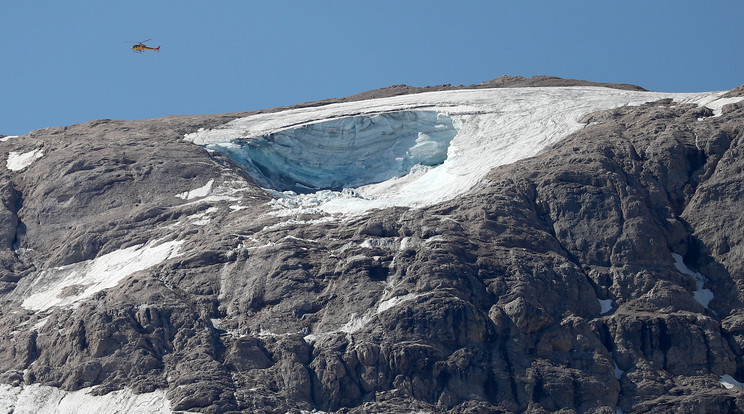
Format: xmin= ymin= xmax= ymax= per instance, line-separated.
xmin=1 ymin=78 xmax=744 ymax=413
xmin=3 ymin=75 xmax=647 ymax=139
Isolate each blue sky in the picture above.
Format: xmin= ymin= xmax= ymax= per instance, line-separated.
xmin=2 ymin=1 xmax=742 ymax=136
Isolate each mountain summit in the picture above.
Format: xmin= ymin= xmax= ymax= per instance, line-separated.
xmin=1 ymin=77 xmax=744 ymax=413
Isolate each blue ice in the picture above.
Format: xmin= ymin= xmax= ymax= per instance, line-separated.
xmin=207 ymin=111 xmax=460 ymax=193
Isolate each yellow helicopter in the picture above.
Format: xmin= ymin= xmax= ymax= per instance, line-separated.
xmin=130 ymin=39 xmax=160 ymax=53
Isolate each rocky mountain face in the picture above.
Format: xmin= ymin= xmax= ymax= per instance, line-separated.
xmin=1 ymin=77 xmax=744 ymax=413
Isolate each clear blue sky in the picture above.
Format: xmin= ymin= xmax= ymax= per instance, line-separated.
xmin=2 ymin=1 xmax=742 ymax=136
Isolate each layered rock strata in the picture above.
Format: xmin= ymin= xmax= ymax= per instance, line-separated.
xmin=0 ymin=79 xmax=743 ymax=413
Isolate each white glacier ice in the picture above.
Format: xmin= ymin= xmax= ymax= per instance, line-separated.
xmin=186 ymin=87 xmax=738 ymax=215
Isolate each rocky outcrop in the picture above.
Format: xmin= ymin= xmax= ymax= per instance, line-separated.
xmin=1 ymin=81 xmax=744 ymax=413
xmin=241 ymin=75 xmax=648 ymax=113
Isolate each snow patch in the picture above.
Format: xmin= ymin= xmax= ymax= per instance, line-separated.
xmin=377 ymin=293 xmax=419 ymax=314
xmin=6 ymin=148 xmax=43 ymax=171
xmin=176 ymin=179 xmax=214 ymax=200
xmin=696 ymin=95 xmax=744 ymax=117
xmin=257 ymin=328 xmax=301 ymax=338
xmin=17 ymin=239 xmax=184 ymax=311
xmin=360 ymin=238 xmax=397 ymax=250
xmin=210 ymin=317 xmax=244 ymax=337
xmin=720 ymin=374 xmax=744 ymax=389
xmin=186 ymin=206 xmax=219 ymax=226
xmin=31 ymin=315 xmax=51 ymax=332
xmin=0 ymin=383 xmax=180 ymax=414
xmin=672 ymin=253 xmax=714 ymax=308
xmin=305 ymin=290 xmax=422 ymax=344
xmin=260 ymin=216 xmax=337 ymax=231
xmin=301 ymin=409 xmax=329 ymax=414
xmin=598 ymin=298 xmax=613 ymax=314
xmin=303 ymin=333 xmax=318 ymax=345
xmin=614 ymin=361 xmax=624 ymax=380
xmin=0 ymin=135 xmax=19 ymax=142
xmin=339 ymin=312 xmax=372 ymax=334
xmin=399 ymin=236 xmax=423 ymax=251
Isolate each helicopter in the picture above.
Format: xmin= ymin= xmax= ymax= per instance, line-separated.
xmin=130 ymin=39 xmax=160 ymax=53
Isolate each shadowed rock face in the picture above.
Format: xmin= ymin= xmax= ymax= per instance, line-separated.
xmin=1 ymin=79 xmax=744 ymax=413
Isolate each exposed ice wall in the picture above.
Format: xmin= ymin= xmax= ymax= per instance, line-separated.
xmin=207 ymin=111 xmax=459 ymax=193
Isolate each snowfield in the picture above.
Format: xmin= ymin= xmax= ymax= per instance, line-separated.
xmin=11 ymin=239 xmax=184 ymax=312
xmin=0 ymin=384 xmax=181 ymax=414
xmin=186 ymin=87 xmax=739 ymax=215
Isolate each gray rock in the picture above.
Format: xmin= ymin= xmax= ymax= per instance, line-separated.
xmin=1 ymin=79 xmax=743 ymax=413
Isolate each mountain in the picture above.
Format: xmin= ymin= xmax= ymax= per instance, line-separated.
xmin=1 ymin=76 xmax=744 ymax=413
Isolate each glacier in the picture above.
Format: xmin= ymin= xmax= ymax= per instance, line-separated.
xmin=186 ymin=87 xmax=736 ymax=215
xmin=206 ymin=111 xmax=459 ymax=193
